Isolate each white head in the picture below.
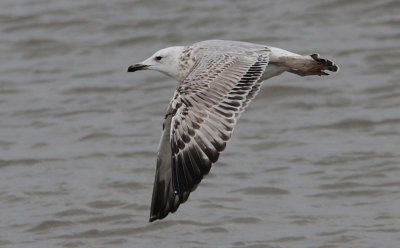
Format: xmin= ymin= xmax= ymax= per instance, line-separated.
xmin=127 ymin=46 xmax=192 ymax=82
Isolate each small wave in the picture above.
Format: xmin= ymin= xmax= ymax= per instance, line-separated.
xmin=27 ymin=220 xmax=72 ymax=232
xmin=231 ymin=186 xmax=290 ymax=195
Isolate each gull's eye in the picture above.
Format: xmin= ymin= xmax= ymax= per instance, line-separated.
xmin=155 ymin=56 xmax=163 ymax=61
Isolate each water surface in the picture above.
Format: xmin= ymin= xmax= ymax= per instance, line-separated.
xmin=1 ymin=0 xmax=399 ymax=247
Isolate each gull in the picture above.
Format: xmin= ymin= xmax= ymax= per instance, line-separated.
xmin=127 ymin=40 xmax=338 ymax=222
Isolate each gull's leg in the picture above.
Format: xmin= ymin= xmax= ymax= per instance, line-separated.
xmin=288 ymin=69 xmax=329 ymax=77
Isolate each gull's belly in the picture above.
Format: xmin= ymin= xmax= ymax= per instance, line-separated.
xmin=260 ymin=63 xmax=288 ymax=81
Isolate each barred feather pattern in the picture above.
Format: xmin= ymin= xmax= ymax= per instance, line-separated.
xmin=170 ymin=47 xmax=269 ymax=203
xmin=149 ymin=41 xmax=271 ymax=221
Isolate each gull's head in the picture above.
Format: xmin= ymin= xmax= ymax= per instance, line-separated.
xmin=127 ymin=46 xmax=191 ymax=82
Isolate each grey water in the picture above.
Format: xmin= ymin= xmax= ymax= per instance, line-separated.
xmin=1 ymin=0 xmax=400 ymax=247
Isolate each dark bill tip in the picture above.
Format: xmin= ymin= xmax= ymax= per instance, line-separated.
xmin=127 ymin=64 xmax=148 ymax=72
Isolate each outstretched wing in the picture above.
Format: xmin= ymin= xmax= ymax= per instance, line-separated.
xmin=150 ymin=42 xmax=270 ymax=222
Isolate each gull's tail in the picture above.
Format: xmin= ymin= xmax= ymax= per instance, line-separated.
xmin=284 ymin=53 xmax=339 ymax=76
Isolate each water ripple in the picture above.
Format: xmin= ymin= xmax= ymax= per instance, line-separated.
xmin=1 ymin=0 xmax=399 ymax=247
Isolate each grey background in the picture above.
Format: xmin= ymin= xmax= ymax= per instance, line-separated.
xmin=1 ymin=0 xmax=399 ymax=247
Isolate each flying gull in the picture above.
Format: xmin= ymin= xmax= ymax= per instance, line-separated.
xmin=127 ymin=40 xmax=339 ymax=222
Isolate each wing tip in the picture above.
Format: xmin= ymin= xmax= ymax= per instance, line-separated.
xmin=149 ymin=206 xmax=174 ymax=222
xmin=149 ymin=214 xmax=158 ymax=222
